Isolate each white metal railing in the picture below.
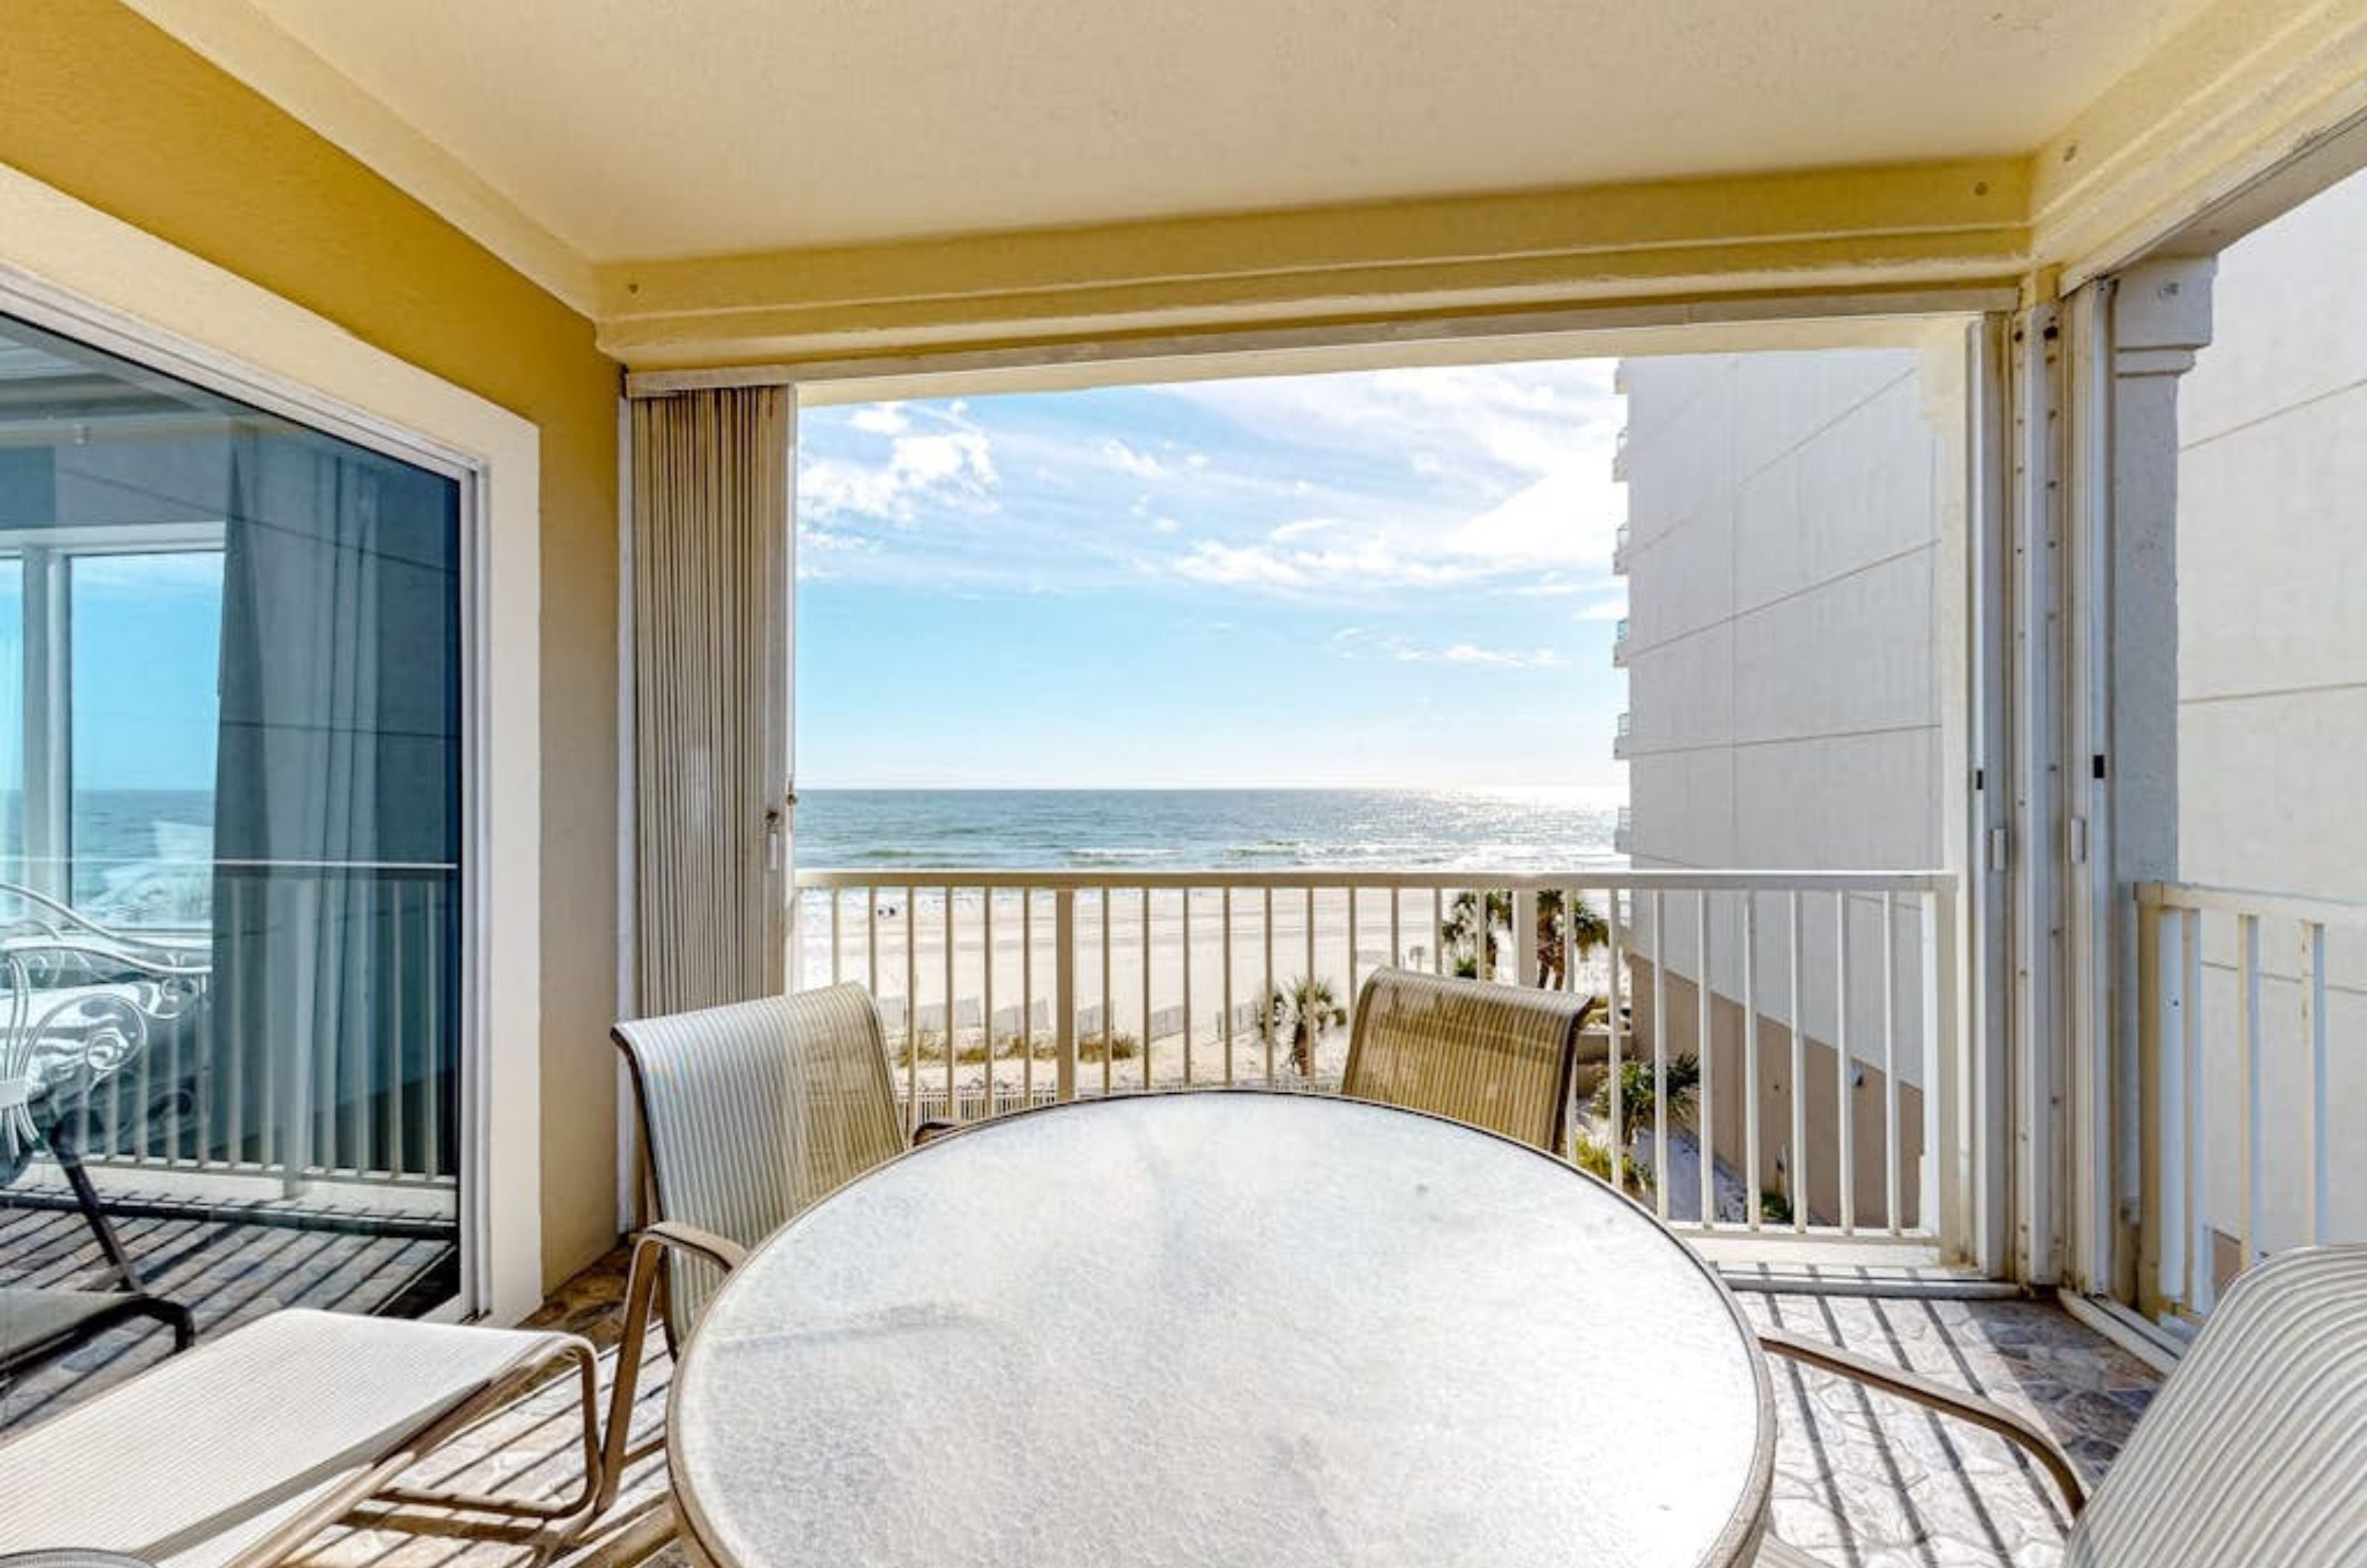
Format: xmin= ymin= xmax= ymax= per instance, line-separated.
xmin=795 ymin=868 xmax=1959 ymax=1248
xmin=2135 ymin=880 xmax=2366 ymax=1321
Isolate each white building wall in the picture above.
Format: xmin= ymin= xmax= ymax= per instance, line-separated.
xmin=1621 ymin=348 xmax=1954 ymax=1080
xmin=2173 ymin=169 xmax=2367 ymax=1254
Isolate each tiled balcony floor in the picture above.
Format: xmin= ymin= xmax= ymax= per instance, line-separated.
xmin=269 ymin=1254 xmax=2164 ymax=1568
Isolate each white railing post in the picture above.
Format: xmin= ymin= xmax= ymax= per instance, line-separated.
xmin=1513 ymin=889 xmax=1539 ymax=988
xmin=1054 ymin=888 xmax=1078 ymax=1104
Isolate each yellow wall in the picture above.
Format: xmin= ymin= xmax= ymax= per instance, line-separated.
xmin=0 ymin=0 xmax=624 ymax=1289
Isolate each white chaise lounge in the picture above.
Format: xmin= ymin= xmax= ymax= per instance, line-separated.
xmin=0 ymin=1308 xmax=605 ymax=1567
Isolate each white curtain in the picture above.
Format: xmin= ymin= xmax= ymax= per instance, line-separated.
xmin=629 ymin=386 xmax=793 ymax=1016
xmin=214 ymin=428 xmax=460 ymax=1177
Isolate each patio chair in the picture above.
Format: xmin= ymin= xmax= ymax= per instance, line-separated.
xmin=0 ymin=1307 xmax=606 ymax=1566
xmin=1755 ymin=1243 xmax=2367 ymax=1566
xmin=1340 ymin=967 xmax=1593 ymax=1153
xmin=598 ymin=982 xmax=947 ymax=1508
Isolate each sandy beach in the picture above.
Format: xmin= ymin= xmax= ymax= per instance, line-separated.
xmin=795 ymin=884 xmax=1617 ymax=1098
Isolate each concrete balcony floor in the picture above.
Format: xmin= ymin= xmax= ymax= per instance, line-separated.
xmin=263 ymin=1251 xmax=2161 ymax=1568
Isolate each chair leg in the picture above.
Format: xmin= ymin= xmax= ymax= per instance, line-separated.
xmin=47 ymin=1113 xmax=142 ymax=1290
xmin=593 ymin=1231 xmax=672 ymax=1515
xmin=374 ymin=1337 xmax=607 ymax=1527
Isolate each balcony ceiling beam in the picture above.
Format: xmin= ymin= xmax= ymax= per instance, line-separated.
xmin=595 ymin=160 xmax=2032 ymax=374
xmin=2033 ymin=0 xmax=2367 ymax=288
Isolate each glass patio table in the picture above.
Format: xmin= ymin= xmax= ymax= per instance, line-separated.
xmin=669 ymin=1089 xmax=1774 ymax=1568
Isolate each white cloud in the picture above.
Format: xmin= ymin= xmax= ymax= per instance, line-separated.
xmin=800 ymin=405 xmax=999 ymax=524
xmin=1101 ymin=437 xmax=1169 ymax=481
xmin=1269 ymin=516 xmax=1342 ymax=541
xmin=1329 ymin=626 xmax=1562 ymax=669
xmin=1150 ymin=516 xmax=1181 ymax=534
xmin=848 ymin=405 xmax=911 ymax=436
xmin=1173 ymin=541 xmax=1310 ymax=587
xmin=1576 ymin=594 xmax=1629 ymax=621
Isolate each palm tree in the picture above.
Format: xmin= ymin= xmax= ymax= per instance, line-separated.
xmin=1266 ymin=975 xmax=1346 ymax=1079
xmin=1536 ymin=890 xmax=1609 ymax=990
xmin=1443 ymin=890 xmax=1510 ymax=978
xmin=1444 ymin=889 xmax=1610 ymax=986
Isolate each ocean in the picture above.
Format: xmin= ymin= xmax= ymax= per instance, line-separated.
xmin=793 ymin=788 xmax=1622 ymax=872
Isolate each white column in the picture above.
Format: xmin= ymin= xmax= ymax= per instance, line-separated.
xmin=2080 ymin=259 xmax=2215 ymax=1300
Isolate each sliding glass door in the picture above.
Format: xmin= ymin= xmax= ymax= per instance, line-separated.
xmin=0 ymin=309 xmax=467 ymax=1424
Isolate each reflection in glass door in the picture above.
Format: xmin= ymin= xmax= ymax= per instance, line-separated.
xmin=0 ymin=309 xmax=466 ymax=1429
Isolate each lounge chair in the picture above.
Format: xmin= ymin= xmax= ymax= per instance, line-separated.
xmin=1340 ymin=967 xmax=1593 ymax=1153
xmin=1756 ymin=1243 xmax=2367 ymax=1565
xmin=0 ymin=1308 xmax=605 ymax=1565
xmin=1 ymin=933 xmax=200 ymax=1386
xmin=597 ymin=982 xmax=947 ymax=1509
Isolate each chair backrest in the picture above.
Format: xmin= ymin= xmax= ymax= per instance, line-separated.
xmin=614 ymin=983 xmax=908 ymax=1337
xmin=2067 ymin=1244 xmax=2367 ymax=1567
xmin=1340 ymin=968 xmax=1589 ymax=1152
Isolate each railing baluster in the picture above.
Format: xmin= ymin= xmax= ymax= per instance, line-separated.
xmin=1652 ymin=889 xmax=1669 ymax=1223
xmin=1607 ymin=888 xmax=1625 ymax=1187
xmin=1432 ymin=888 xmax=1444 ymax=976
xmin=905 ymin=886 xmax=919 ymax=1119
xmin=829 ymin=890 xmax=843 ymax=985
xmin=1835 ymin=893 xmax=1854 ymax=1235
xmin=1022 ymin=889 xmax=1035 ymax=1106
xmin=1054 ymin=888 xmax=1077 ymax=1104
xmin=1787 ymin=890 xmax=1806 ymax=1233
xmin=2184 ymin=906 xmax=2206 ymax=1312
xmin=1263 ymin=888 xmax=1277 ymax=1084
xmin=1696 ymin=890 xmax=1714 ymax=1228
xmin=1101 ymin=888 xmax=1115 ymax=1098
xmin=1142 ymin=885 xmax=1154 ymax=1094
xmin=1347 ymin=888 xmax=1360 ymax=1001
xmin=384 ymin=886 xmax=405 ymax=1174
xmin=1390 ymin=888 xmax=1401 ymax=969
xmin=2305 ymin=919 xmax=2328 ymax=1247
xmin=1883 ymin=891 xmax=1900 ymax=1236
xmin=1304 ymin=886 xmax=1317 ymax=1027
xmin=1182 ymin=888 xmax=1194 ymax=1088
xmin=1223 ymin=888 xmax=1236 ymax=1085
xmin=983 ymin=889 xmax=996 ymax=1111
xmin=943 ymin=885 xmax=956 ymax=1115
xmin=1742 ymin=891 xmax=1760 ymax=1231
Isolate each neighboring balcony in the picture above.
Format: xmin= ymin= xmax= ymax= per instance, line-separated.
xmin=1613 ymin=709 xmax=1632 ymax=757
xmin=1612 ymin=616 xmax=1631 ymax=667
xmin=1614 ymin=804 xmax=1632 ymax=854
xmin=1611 ymin=426 xmax=1630 ymax=481
xmin=1613 ymin=521 xmax=1631 ymax=574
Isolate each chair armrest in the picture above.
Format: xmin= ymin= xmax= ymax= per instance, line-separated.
xmin=1759 ymin=1329 xmax=2088 ymax=1516
xmin=595 ymin=1220 xmax=749 ymax=1513
xmin=638 ymin=1220 xmax=749 ymax=1271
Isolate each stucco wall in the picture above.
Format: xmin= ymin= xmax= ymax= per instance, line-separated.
xmin=1620 ymin=350 xmax=1951 ymax=1063
xmin=0 ymin=0 xmax=623 ymax=1289
xmin=1618 ymin=348 xmax=1957 ymax=1220
xmin=2174 ymin=167 xmax=2367 ymax=1254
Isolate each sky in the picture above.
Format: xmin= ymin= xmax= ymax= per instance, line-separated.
xmin=794 ymin=359 xmax=1630 ymax=793
xmin=0 ymin=551 xmax=223 ymax=796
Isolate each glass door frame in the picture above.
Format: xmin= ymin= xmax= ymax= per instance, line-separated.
xmin=0 ymin=280 xmax=494 ymax=1322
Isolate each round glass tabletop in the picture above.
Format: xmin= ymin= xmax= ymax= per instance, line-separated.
xmin=670 ymin=1091 xmax=1772 ymax=1568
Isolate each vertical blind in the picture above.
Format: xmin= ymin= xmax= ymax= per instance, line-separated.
xmin=630 ymin=387 xmax=791 ymax=1016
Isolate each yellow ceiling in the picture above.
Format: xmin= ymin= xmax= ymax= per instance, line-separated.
xmin=117 ymin=0 xmax=2367 ymax=372
xmin=160 ymin=0 xmax=2221 ymax=262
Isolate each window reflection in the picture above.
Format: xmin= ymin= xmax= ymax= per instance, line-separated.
xmin=0 ymin=312 xmax=464 ymax=1428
